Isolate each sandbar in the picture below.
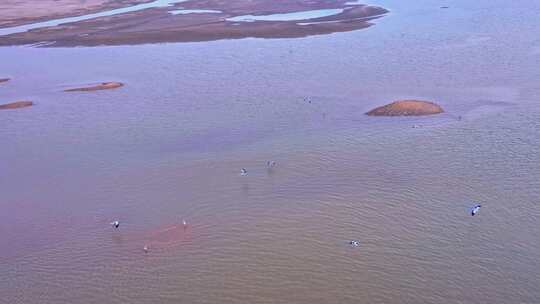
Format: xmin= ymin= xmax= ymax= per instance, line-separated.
xmin=64 ymin=82 xmax=124 ymax=92
xmin=0 ymin=0 xmax=154 ymax=28
xmin=0 ymin=0 xmax=388 ymax=47
xmin=0 ymin=101 xmax=33 ymax=110
xmin=366 ymin=100 xmax=445 ymax=116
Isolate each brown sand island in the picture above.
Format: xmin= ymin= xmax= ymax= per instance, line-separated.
xmin=0 ymin=0 xmax=388 ymax=47
xmin=0 ymin=78 xmax=10 ymax=83
xmin=0 ymin=101 xmax=33 ymax=110
xmin=366 ymin=100 xmax=444 ymax=116
xmin=64 ymin=82 xmax=124 ymax=92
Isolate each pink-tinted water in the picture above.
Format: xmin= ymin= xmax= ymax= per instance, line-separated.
xmin=1 ymin=0 xmax=539 ymax=303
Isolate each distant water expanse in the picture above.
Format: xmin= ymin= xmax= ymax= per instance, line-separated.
xmin=1 ymin=0 xmax=540 ymax=303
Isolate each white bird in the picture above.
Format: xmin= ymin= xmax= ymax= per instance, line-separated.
xmin=182 ymin=219 xmax=188 ymax=228
xmin=349 ymin=240 xmax=360 ymax=247
xmin=111 ymin=220 xmax=120 ymax=228
xmin=471 ymin=204 xmax=481 ymax=216
xmin=240 ymin=168 xmax=248 ymax=176
xmin=267 ymin=161 xmax=276 ymax=168
xmin=143 ymin=245 xmax=149 ymax=253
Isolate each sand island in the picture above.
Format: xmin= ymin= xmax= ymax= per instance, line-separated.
xmin=0 ymin=0 xmax=388 ymax=47
xmin=0 ymin=78 xmax=10 ymax=83
xmin=366 ymin=100 xmax=444 ymax=116
xmin=64 ymin=82 xmax=124 ymax=92
xmin=0 ymin=101 xmax=33 ymax=110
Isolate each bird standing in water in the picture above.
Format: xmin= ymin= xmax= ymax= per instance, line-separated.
xmin=240 ymin=168 xmax=248 ymax=176
xmin=182 ymin=219 xmax=188 ymax=229
xmin=111 ymin=220 xmax=120 ymax=229
xmin=471 ymin=204 xmax=481 ymax=216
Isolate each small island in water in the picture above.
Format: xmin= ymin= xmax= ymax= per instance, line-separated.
xmin=64 ymin=82 xmax=124 ymax=92
xmin=0 ymin=101 xmax=33 ymax=110
xmin=366 ymin=100 xmax=444 ymax=116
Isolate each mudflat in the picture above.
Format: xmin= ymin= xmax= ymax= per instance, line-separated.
xmin=0 ymin=0 xmax=153 ymax=28
xmin=366 ymin=100 xmax=445 ymax=116
xmin=64 ymin=82 xmax=124 ymax=92
xmin=0 ymin=101 xmax=33 ymax=110
xmin=0 ymin=0 xmax=387 ymax=47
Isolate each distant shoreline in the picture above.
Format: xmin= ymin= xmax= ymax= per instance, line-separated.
xmin=0 ymin=0 xmax=387 ymax=47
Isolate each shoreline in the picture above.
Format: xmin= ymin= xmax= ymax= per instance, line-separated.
xmin=0 ymin=0 xmax=155 ymax=29
xmin=0 ymin=0 xmax=387 ymax=47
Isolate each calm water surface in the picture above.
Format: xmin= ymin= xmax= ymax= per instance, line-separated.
xmin=1 ymin=0 xmax=539 ymax=303
xmin=226 ymin=9 xmax=344 ymax=22
xmin=169 ymin=9 xmax=222 ymax=15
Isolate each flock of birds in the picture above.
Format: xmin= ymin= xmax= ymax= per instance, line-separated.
xmin=240 ymin=160 xmax=276 ymax=177
xmin=109 ymin=160 xmax=483 ymax=252
xmin=347 ymin=204 xmax=482 ymax=248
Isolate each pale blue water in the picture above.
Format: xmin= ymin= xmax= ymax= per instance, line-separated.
xmin=226 ymin=9 xmax=344 ymax=22
xmin=169 ymin=9 xmax=222 ymax=15
xmin=345 ymin=0 xmax=364 ymax=5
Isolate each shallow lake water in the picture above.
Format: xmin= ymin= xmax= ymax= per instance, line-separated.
xmin=226 ymin=9 xmax=344 ymax=22
xmin=1 ymin=0 xmax=539 ymax=303
xmin=169 ymin=9 xmax=222 ymax=15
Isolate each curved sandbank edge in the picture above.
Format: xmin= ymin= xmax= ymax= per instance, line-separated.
xmin=366 ymin=100 xmax=445 ymax=116
xmin=0 ymin=0 xmax=156 ymax=29
xmin=64 ymin=81 xmax=124 ymax=92
xmin=0 ymin=100 xmax=33 ymax=110
xmin=0 ymin=1 xmax=388 ymax=47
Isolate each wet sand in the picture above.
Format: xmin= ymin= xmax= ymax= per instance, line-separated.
xmin=64 ymin=82 xmax=124 ymax=92
xmin=0 ymin=101 xmax=33 ymax=110
xmin=0 ymin=0 xmax=154 ymax=28
xmin=366 ymin=100 xmax=444 ymax=116
xmin=0 ymin=0 xmax=387 ymax=47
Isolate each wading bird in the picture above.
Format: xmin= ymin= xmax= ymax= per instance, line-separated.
xmin=471 ymin=204 xmax=481 ymax=216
